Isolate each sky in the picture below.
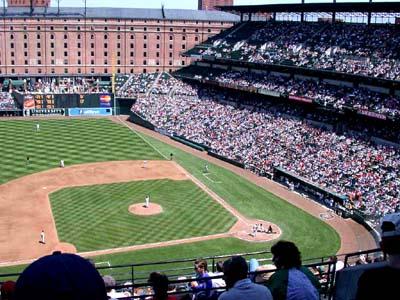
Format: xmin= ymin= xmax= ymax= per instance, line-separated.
xmin=50 ymin=0 xmax=400 ymax=10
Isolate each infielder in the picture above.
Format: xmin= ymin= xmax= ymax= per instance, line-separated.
xmin=36 ymin=123 xmax=40 ymax=131
xmin=60 ymin=160 xmax=65 ymax=168
xmin=40 ymin=230 xmax=45 ymax=244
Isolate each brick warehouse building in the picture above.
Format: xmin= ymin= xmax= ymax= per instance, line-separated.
xmin=0 ymin=1 xmax=238 ymax=77
xmin=198 ymin=0 xmax=234 ymax=11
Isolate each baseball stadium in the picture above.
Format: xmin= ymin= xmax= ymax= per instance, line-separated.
xmin=0 ymin=0 xmax=399 ymax=299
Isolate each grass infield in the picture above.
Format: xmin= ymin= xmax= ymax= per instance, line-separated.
xmin=50 ymin=179 xmax=236 ymax=252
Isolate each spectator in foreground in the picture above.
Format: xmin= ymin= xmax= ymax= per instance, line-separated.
xmin=218 ymin=255 xmax=272 ymax=300
xmin=190 ymin=259 xmax=213 ymax=299
xmin=267 ymin=241 xmax=320 ymax=300
xmin=14 ymin=251 xmax=107 ymax=300
xmin=0 ymin=280 xmax=16 ymax=300
xmin=148 ymin=272 xmax=177 ymax=300
xmin=356 ymin=213 xmax=400 ymax=300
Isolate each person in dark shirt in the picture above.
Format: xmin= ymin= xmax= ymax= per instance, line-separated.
xmin=356 ymin=213 xmax=400 ymax=300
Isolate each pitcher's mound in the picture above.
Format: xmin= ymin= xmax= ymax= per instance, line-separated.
xmin=129 ymin=203 xmax=163 ymax=216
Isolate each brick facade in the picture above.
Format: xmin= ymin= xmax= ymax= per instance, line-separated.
xmin=198 ymin=0 xmax=233 ymax=11
xmin=0 ymin=16 xmax=234 ymax=76
xmin=7 ymin=0 xmax=50 ymax=7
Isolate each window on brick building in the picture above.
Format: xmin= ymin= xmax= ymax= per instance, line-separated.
xmin=38 ymin=69 xmax=42 ymax=74
xmin=117 ymin=34 xmax=121 ymax=39
xmin=104 ymin=51 xmax=108 ymax=57
xmin=130 ymin=69 xmax=134 ymax=73
xmin=182 ymin=36 xmax=186 ymax=40
xmin=78 ymin=51 xmax=81 ymax=57
xmin=50 ymin=34 xmax=54 ymax=39
xmin=24 ymin=43 xmax=27 ymax=48
xmin=64 ymin=51 xmax=68 ymax=56
xmin=11 ymin=69 xmax=15 ymax=74
xmin=91 ymin=60 xmax=94 ymax=65
xmin=64 ymin=42 xmax=68 ymax=48
xmin=131 ymin=35 xmax=134 ymax=39
xmin=91 ymin=43 xmax=94 ymax=48
xmin=156 ymin=52 xmax=159 ymax=57
xmin=143 ymin=60 xmax=147 ymax=65
xmin=144 ymin=27 xmax=147 ymax=31
xmin=169 ymin=44 xmax=172 ymax=49
xmin=157 ymin=35 xmax=160 ymax=40
xmin=38 ymin=59 xmax=41 ymax=65
xmin=51 ymin=59 xmax=54 ymax=64
xmin=64 ymin=34 xmax=67 ymax=39
xmin=37 ymin=42 xmax=41 ymax=48
xmin=51 ymin=51 xmax=54 ymax=56
xmin=169 ymin=35 xmax=173 ymax=41
xmin=130 ymin=51 xmax=134 ymax=57
xmin=10 ymin=42 xmax=14 ymax=48
xmin=63 ymin=59 xmax=67 ymax=65
xmin=117 ymin=43 xmax=121 ymax=49
xmin=117 ymin=51 xmax=121 ymax=56
xmin=91 ymin=34 xmax=94 ymax=39
xmin=144 ymin=43 xmax=147 ymax=49
xmin=51 ymin=42 xmax=54 ymax=48
xmin=183 ymin=28 xmax=186 ymax=32
xmin=37 ymin=51 xmax=41 ymax=57
xmin=91 ymin=68 xmax=95 ymax=73
xmin=25 ymin=68 xmax=28 ymax=74
xmin=104 ymin=68 xmax=108 ymax=73
xmin=195 ymin=36 xmax=199 ymax=41
xmin=51 ymin=68 xmax=55 ymax=74
xmin=117 ymin=60 xmax=121 ymax=65
xmin=156 ymin=44 xmax=160 ymax=49
xmin=10 ymin=34 xmax=14 ymax=40
xmin=78 ymin=43 xmax=81 ymax=48
xmin=25 ymin=59 xmax=28 ymax=64
xmin=143 ymin=52 xmax=147 ymax=57
xmin=104 ymin=43 xmax=108 ymax=48
xmin=24 ymin=34 xmax=28 ymax=39
xmin=104 ymin=34 xmax=108 ymax=39
xmin=64 ymin=26 xmax=68 ymax=31
xmin=182 ymin=60 xmax=185 ymax=65
xmin=169 ymin=52 xmax=172 ymax=58
xmin=182 ymin=44 xmax=186 ymax=49
xmin=64 ymin=68 xmax=68 ymax=73
xmin=50 ymin=26 xmax=54 ymax=30
xmin=130 ymin=43 xmax=134 ymax=49
xmin=195 ymin=28 xmax=199 ymax=32
xmin=78 ymin=68 xmax=81 ymax=74
xmin=157 ymin=27 xmax=160 ymax=31
xmin=104 ymin=60 xmax=108 ymax=64
xmin=11 ymin=51 xmax=14 ymax=57
xmin=169 ymin=60 xmax=172 ymax=66
xmin=77 ymin=34 xmax=81 ymax=39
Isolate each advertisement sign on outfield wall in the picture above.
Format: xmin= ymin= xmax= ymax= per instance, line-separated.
xmin=68 ymin=107 xmax=113 ymax=117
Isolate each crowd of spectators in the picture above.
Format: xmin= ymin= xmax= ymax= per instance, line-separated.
xmin=0 ymin=92 xmax=17 ymax=111
xmin=11 ymin=78 xmax=111 ymax=94
xmin=133 ymin=77 xmax=400 ymax=220
xmin=116 ymin=73 xmax=158 ymax=98
xmin=195 ymin=21 xmax=400 ymax=80
xmin=179 ymin=67 xmax=400 ymax=118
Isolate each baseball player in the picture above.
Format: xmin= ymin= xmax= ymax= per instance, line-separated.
xmin=40 ymin=230 xmax=45 ymax=244
xmin=36 ymin=123 xmax=40 ymax=131
xmin=60 ymin=160 xmax=65 ymax=168
xmin=145 ymin=195 xmax=150 ymax=208
xmin=143 ymin=160 xmax=147 ymax=168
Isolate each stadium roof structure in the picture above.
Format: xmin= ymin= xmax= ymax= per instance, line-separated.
xmin=0 ymin=7 xmax=239 ymax=22
xmin=217 ymin=1 xmax=400 ymax=13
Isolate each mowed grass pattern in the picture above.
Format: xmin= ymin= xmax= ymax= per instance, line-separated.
xmin=0 ymin=118 xmax=162 ymax=184
xmin=50 ymin=179 xmax=236 ymax=252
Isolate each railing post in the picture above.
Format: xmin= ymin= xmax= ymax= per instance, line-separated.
xmin=131 ymin=265 xmax=135 ymax=286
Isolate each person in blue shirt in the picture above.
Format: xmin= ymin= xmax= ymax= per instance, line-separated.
xmin=190 ymin=259 xmax=213 ymax=299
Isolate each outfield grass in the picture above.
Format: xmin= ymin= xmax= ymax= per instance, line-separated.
xmin=0 ymin=118 xmax=340 ymax=278
xmin=0 ymin=118 xmax=162 ymax=184
xmin=51 ymin=179 xmax=236 ymax=251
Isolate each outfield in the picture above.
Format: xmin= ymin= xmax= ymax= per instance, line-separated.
xmin=0 ymin=118 xmax=340 ymax=276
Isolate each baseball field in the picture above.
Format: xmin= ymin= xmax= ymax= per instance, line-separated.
xmin=0 ymin=117 xmax=343 ymax=276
